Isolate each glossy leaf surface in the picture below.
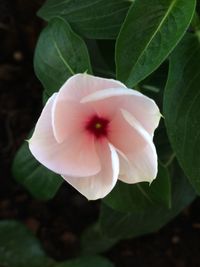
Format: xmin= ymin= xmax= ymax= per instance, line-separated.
xmin=116 ymin=0 xmax=196 ymax=87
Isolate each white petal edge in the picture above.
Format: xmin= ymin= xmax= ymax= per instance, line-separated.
xmin=55 ymin=73 xmax=127 ymax=102
xmin=29 ymin=93 xmax=101 ymax=177
xmin=81 ymin=87 xmax=161 ymax=137
xmin=80 ymin=87 xmax=142 ymax=103
xmin=121 ymin=108 xmax=153 ymax=143
xmin=118 ymin=147 xmax=157 ymax=184
xmin=62 ymin=142 xmax=119 ymax=200
xmin=119 ymin=109 xmax=158 ymax=184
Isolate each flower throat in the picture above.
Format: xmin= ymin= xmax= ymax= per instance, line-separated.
xmin=86 ymin=115 xmax=109 ymax=138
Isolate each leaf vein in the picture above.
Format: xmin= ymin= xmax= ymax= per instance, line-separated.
xmin=53 ymin=40 xmax=75 ymax=75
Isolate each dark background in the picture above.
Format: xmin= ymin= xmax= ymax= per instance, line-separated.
xmin=1 ymin=1 xmax=200 ymax=266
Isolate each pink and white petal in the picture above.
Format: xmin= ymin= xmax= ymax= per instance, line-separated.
xmin=54 ymin=73 xmax=126 ymax=102
xmin=28 ymin=93 xmax=57 ymax=141
xmin=52 ymin=74 xmax=126 ymax=142
xmin=108 ymin=109 xmax=158 ymax=183
xmin=108 ymin=109 xmax=150 ymax=154
xmin=52 ymin=98 xmax=93 ymax=143
xmin=62 ymin=142 xmax=119 ymax=200
xmin=118 ymin=143 xmax=157 ymax=184
xmin=81 ymin=87 xmax=141 ymax=103
xmin=29 ymin=94 xmax=100 ymax=177
xmin=81 ymin=87 xmax=161 ymax=135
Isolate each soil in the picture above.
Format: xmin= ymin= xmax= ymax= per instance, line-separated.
xmin=1 ymin=1 xmax=200 ymax=267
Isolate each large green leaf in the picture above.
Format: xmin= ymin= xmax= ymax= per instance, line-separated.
xmin=100 ymin=163 xmax=196 ymax=240
xmin=80 ymin=163 xmax=195 ymax=255
xmin=54 ymin=256 xmax=114 ymax=267
xmin=116 ymin=0 xmax=196 ymax=87
xmin=0 ymin=221 xmax=52 ymax=267
xmin=12 ymin=141 xmax=63 ymax=200
xmin=37 ymin=0 xmax=130 ymax=39
xmin=34 ymin=17 xmax=92 ymax=96
xmin=164 ymin=34 xmax=200 ymax=193
xmin=86 ymin=39 xmax=116 ymax=78
xmin=139 ymin=62 xmax=174 ymax=165
xmin=103 ymin=164 xmax=171 ymax=212
xmin=0 ymin=221 xmax=114 ymax=267
xmin=80 ymin=223 xmax=117 ymax=255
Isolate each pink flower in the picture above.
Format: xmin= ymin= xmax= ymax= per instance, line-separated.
xmin=29 ymin=74 xmax=161 ymax=200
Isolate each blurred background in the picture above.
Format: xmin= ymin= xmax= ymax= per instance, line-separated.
xmin=1 ymin=1 xmax=200 ymax=266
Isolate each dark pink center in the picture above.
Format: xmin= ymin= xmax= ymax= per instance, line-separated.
xmin=86 ymin=115 xmax=109 ymax=138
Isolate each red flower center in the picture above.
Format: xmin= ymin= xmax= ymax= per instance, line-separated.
xmin=86 ymin=115 xmax=110 ymax=138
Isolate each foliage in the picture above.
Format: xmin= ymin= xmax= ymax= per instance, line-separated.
xmin=11 ymin=0 xmax=200 ymax=263
xmin=0 ymin=221 xmax=113 ymax=267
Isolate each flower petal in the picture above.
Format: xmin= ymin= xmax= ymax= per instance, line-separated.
xmin=52 ymin=74 xmax=126 ymax=142
xmin=109 ymin=109 xmax=158 ymax=183
xmin=52 ymin=98 xmax=93 ymax=143
xmin=118 ymin=143 xmax=157 ymax=184
xmin=62 ymin=141 xmax=119 ymax=200
xmin=81 ymin=87 xmax=141 ymax=103
xmin=81 ymin=87 xmax=161 ymax=136
xmin=54 ymin=73 xmax=126 ymax=102
xmin=29 ymin=94 xmax=101 ymax=177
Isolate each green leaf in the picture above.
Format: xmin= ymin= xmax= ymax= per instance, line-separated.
xmin=154 ymin=120 xmax=175 ymax=165
xmin=43 ymin=90 xmax=49 ymax=104
xmin=86 ymin=40 xmax=116 ymax=78
xmin=164 ymin=33 xmax=200 ymax=193
xmin=103 ymin=164 xmax=171 ymax=212
xmin=138 ymin=62 xmax=174 ymax=165
xmin=80 ymin=223 xmax=117 ymax=255
xmin=100 ymin=163 xmax=196 ymax=240
xmin=37 ymin=0 xmax=131 ymax=39
xmin=54 ymin=256 xmax=114 ymax=267
xmin=116 ymin=0 xmax=196 ymax=87
xmin=0 ymin=220 xmax=52 ymax=267
xmin=34 ymin=17 xmax=92 ymax=96
xmin=12 ymin=141 xmax=63 ymax=200
xmin=0 ymin=221 xmax=115 ymax=267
